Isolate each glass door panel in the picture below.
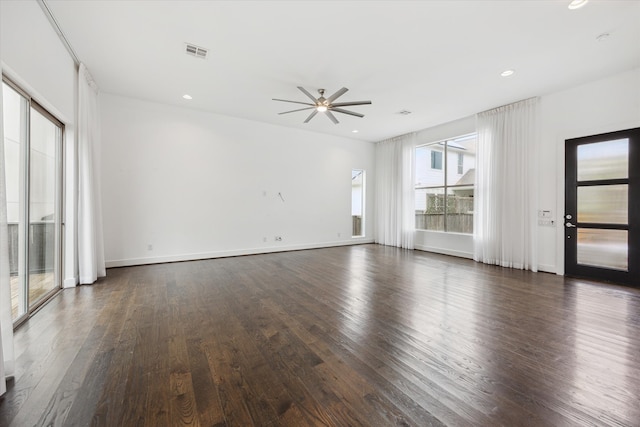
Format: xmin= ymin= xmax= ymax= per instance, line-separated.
xmin=577 ymin=184 xmax=628 ymax=224
xmin=29 ymin=106 xmax=60 ymax=307
xmin=577 ymin=229 xmax=628 ymax=271
xmin=577 ymin=139 xmax=628 ymax=180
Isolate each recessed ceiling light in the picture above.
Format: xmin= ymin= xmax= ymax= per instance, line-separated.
xmin=183 ymin=94 xmax=192 ymax=100
xmin=500 ymin=69 xmax=515 ymax=77
xmin=352 ymin=130 xmax=359 ymax=133
xmin=568 ymin=0 xmax=588 ymax=10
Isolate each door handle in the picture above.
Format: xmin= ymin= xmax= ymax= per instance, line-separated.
xmin=565 ymin=222 xmax=577 ymax=228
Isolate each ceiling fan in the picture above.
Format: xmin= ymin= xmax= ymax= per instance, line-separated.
xmin=273 ymin=86 xmax=371 ymax=124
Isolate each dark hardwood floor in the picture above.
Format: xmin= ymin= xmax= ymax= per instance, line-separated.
xmin=1 ymin=244 xmax=639 ymax=426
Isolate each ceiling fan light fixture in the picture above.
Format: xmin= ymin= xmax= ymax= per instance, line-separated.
xmin=317 ymin=105 xmax=328 ymax=112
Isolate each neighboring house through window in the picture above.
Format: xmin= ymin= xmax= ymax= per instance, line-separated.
xmin=415 ymin=134 xmax=477 ymax=233
xmin=430 ymin=150 xmax=442 ymax=170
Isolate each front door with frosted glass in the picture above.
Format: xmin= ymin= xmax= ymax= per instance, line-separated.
xmin=564 ymin=128 xmax=639 ymax=286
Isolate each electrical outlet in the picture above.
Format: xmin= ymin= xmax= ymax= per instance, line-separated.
xmin=337 ymin=232 xmax=341 ymax=237
xmin=147 ymin=244 xmax=153 ymax=251
xmin=275 ymin=236 xmax=283 ymax=241
xmin=262 ymin=237 xmax=267 ymax=242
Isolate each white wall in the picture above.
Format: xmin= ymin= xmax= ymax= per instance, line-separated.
xmin=1 ymin=0 xmax=78 ymax=287
xmin=540 ymin=67 xmax=640 ymax=274
xmin=100 ymin=94 xmax=375 ymax=267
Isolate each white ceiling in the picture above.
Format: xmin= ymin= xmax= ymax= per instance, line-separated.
xmin=46 ymin=0 xmax=640 ymax=142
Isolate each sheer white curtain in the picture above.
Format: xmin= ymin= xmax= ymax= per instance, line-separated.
xmin=474 ymin=97 xmax=539 ymax=271
xmin=1 ymin=47 xmax=16 ymax=396
xmin=375 ymin=133 xmax=416 ymax=249
xmin=78 ymin=63 xmax=105 ymax=284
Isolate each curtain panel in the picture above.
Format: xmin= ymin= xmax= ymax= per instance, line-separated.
xmin=0 ymin=44 xmax=16 ymax=396
xmin=77 ymin=63 xmax=106 ymax=284
xmin=374 ymin=133 xmax=416 ymax=249
xmin=474 ymin=97 xmax=539 ymax=271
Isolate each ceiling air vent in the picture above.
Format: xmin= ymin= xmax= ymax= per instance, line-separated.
xmin=185 ymin=43 xmax=208 ymax=59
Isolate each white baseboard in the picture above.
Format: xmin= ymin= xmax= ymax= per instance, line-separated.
xmin=63 ymin=277 xmax=77 ymax=288
xmin=415 ymin=246 xmax=558 ymax=274
xmin=537 ymin=263 xmax=557 ymax=274
xmin=105 ymin=238 xmax=375 ymax=268
xmin=414 ymin=244 xmax=474 ymax=259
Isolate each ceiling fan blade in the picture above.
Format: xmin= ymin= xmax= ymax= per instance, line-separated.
xmin=325 ymin=110 xmax=339 ymax=124
xmin=327 ymin=87 xmax=348 ymax=103
xmin=331 ymin=107 xmax=364 ymax=118
xmin=330 ymin=100 xmax=372 ymax=107
xmin=297 ymin=86 xmax=318 ymax=103
xmin=304 ymin=110 xmax=318 ymax=123
xmin=279 ymin=107 xmax=315 ymax=115
xmin=272 ymin=98 xmax=315 ymax=106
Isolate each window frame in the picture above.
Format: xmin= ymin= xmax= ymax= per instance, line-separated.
xmin=351 ymin=169 xmax=365 ymax=237
xmin=415 ymin=133 xmax=476 ymax=234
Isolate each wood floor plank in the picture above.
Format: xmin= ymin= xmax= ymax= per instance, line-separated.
xmin=5 ymin=302 xmax=100 ymax=426
xmin=2 ymin=244 xmax=640 ymax=426
xmin=183 ymin=281 xmax=228 ymax=426
xmin=200 ymin=279 xmax=292 ymax=426
xmin=165 ymin=273 xmax=202 ymax=427
xmin=90 ymin=278 xmax=139 ymax=426
xmin=251 ymin=259 xmax=475 ymax=426
xmin=223 ymin=277 xmax=367 ymax=426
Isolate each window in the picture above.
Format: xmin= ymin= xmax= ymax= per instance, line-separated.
xmin=430 ymin=150 xmax=443 ymax=170
xmin=352 ymin=170 xmax=365 ymax=237
xmin=415 ymin=134 xmax=476 ymax=233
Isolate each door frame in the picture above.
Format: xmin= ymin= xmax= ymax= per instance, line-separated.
xmin=28 ymin=99 xmax=64 ymax=316
xmin=564 ymin=127 xmax=640 ymax=286
xmin=3 ymin=75 xmax=64 ymax=327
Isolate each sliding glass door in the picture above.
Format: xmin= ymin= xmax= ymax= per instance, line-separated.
xmin=3 ymin=78 xmax=63 ymax=324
